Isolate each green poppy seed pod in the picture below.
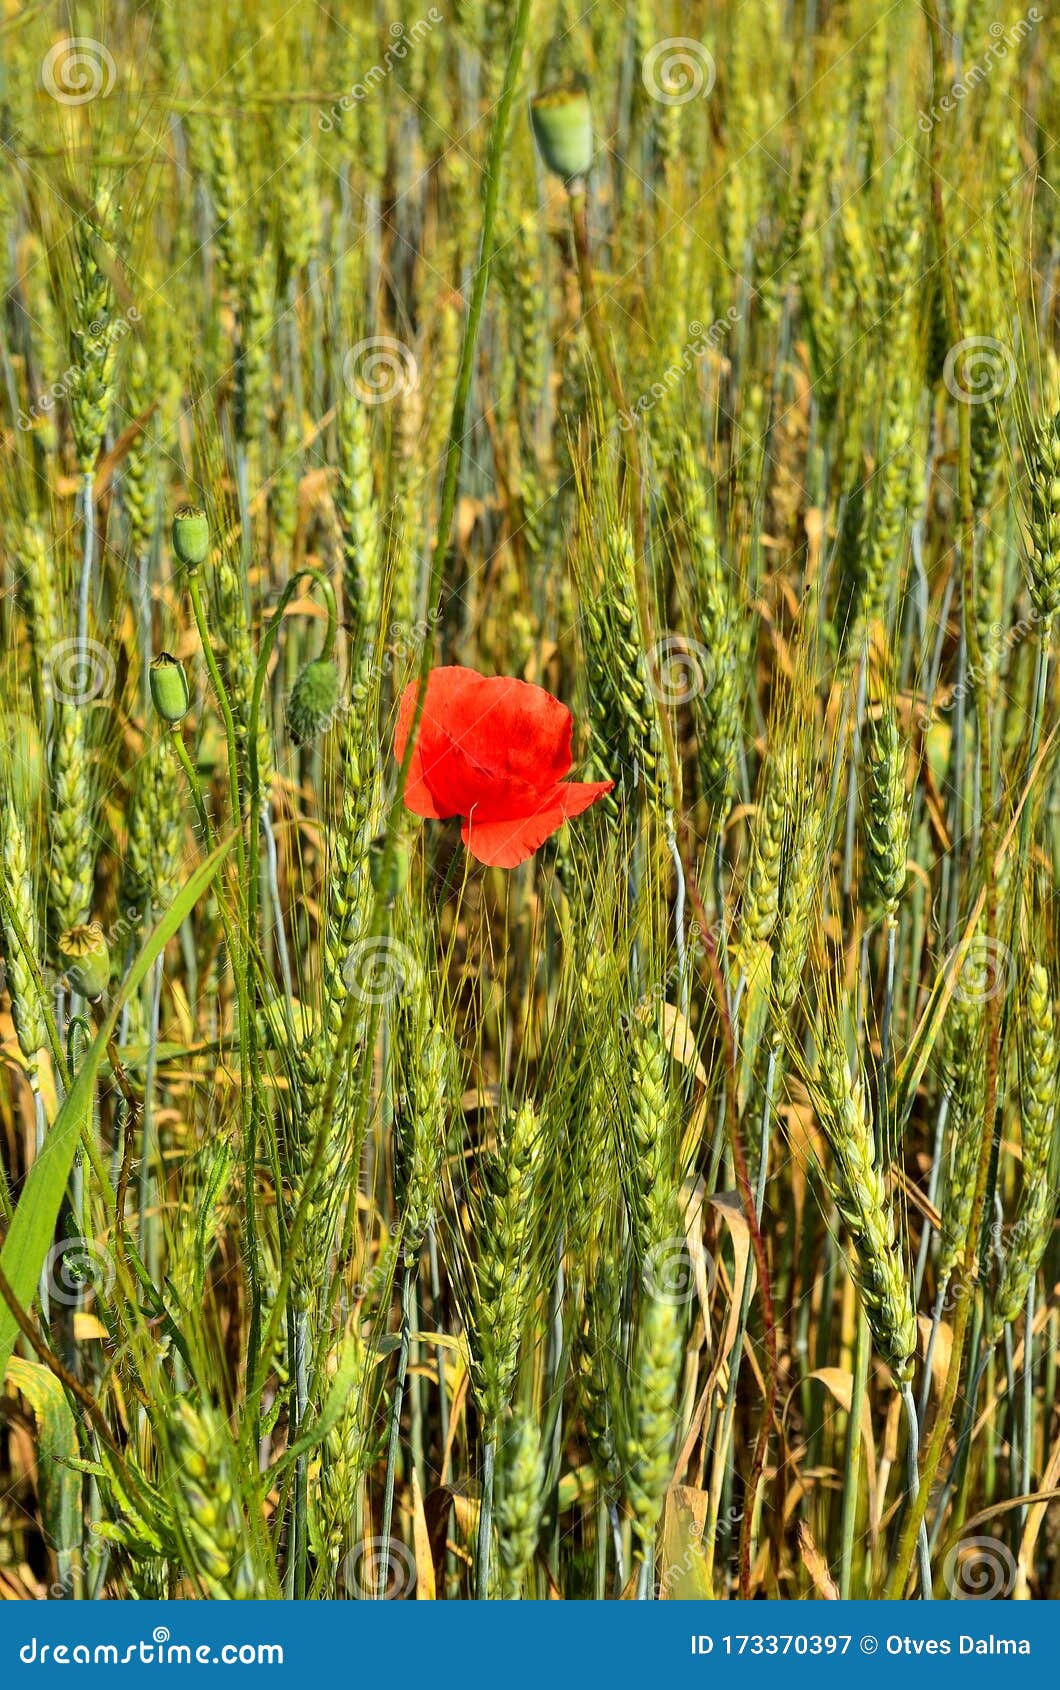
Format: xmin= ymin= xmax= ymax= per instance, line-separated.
xmin=149 ymin=653 xmax=191 ymax=724
xmin=369 ymin=834 xmax=409 ymax=903
xmin=172 ymin=504 xmax=210 ymax=569
xmin=530 ymin=85 xmax=593 ymax=186
xmin=286 ymin=657 xmax=339 ymax=745
xmin=1 ymin=712 xmax=45 ymax=807
xmin=58 ymin=921 xmax=111 ymax=1003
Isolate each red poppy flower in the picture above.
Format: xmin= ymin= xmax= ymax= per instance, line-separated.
xmin=395 ymin=666 xmax=613 ymax=867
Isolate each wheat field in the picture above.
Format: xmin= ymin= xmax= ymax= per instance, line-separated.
xmin=1 ymin=0 xmax=1059 ymax=1603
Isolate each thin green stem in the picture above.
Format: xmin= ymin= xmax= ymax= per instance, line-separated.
xmin=839 ymin=1308 xmax=869 ymax=1598
xmin=889 ymin=0 xmax=1000 ymax=1596
xmin=476 ymin=1434 xmax=497 ymax=1600
xmin=378 ymin=1258 xmax=415 ymax=1596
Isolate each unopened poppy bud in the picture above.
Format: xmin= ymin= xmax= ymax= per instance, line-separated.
xmin=286 ymin=658 xmax=339 ymax=745
xmin=58 ymin=921 xmax=110 ymax=1002
xmin=530 ymin=84 xmax=593 ymax=186
xmin=149 ymin=653 xmax=191 ymax=724
xmin=369 ymin=835 xmax=409 ymax=902
xmin=1 ymin=712 xmax=45 ymax=807
xmin=172 ymin=505 xmax=210 ymax=569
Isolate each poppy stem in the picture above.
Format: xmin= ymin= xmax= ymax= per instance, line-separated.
xmin=567 ymin=189 xmax=626 ymax=421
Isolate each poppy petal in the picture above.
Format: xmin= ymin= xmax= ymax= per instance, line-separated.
xmin=394 ymin=672 xmax=463 ymax=819
xmin=443 ymin=671 xmax=573 ymax=790
xmin=396 ymin=667 xmax=577 ymax=822
xmin=551 ymin=778 xmax=616 ymax=821
xmin=460 ymin=779 xmax=614 ymax=868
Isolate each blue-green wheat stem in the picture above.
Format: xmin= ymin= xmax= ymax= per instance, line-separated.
xmin=901 ymin=1384 xmax=933 ymax=1599
xmin=839 ymin=1307 xmax=870 ymax=1597
xmin=476 ymin=1436 xmax=498 ymax=1601
xmin=76 ymin=473 xmax=95 ymax=658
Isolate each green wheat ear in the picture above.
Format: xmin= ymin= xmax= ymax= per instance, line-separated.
xmin=810 ymin=1029 xmax=917 ymax=1385
xmin=861 ymin=698 xmax=909 ymax=924
xmin=1024 ymin=407 xmax=1060 ymax=618
xmin=169 ymin=1399 xmax=266 ymax=1598
xmin=994 ymin=962 xmax=1059 ymax=1330
xmin=496 ymin=1408 xmax=546 ymax=1598
xmin=465 ymin=1102 xmax=540 ymax=1430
